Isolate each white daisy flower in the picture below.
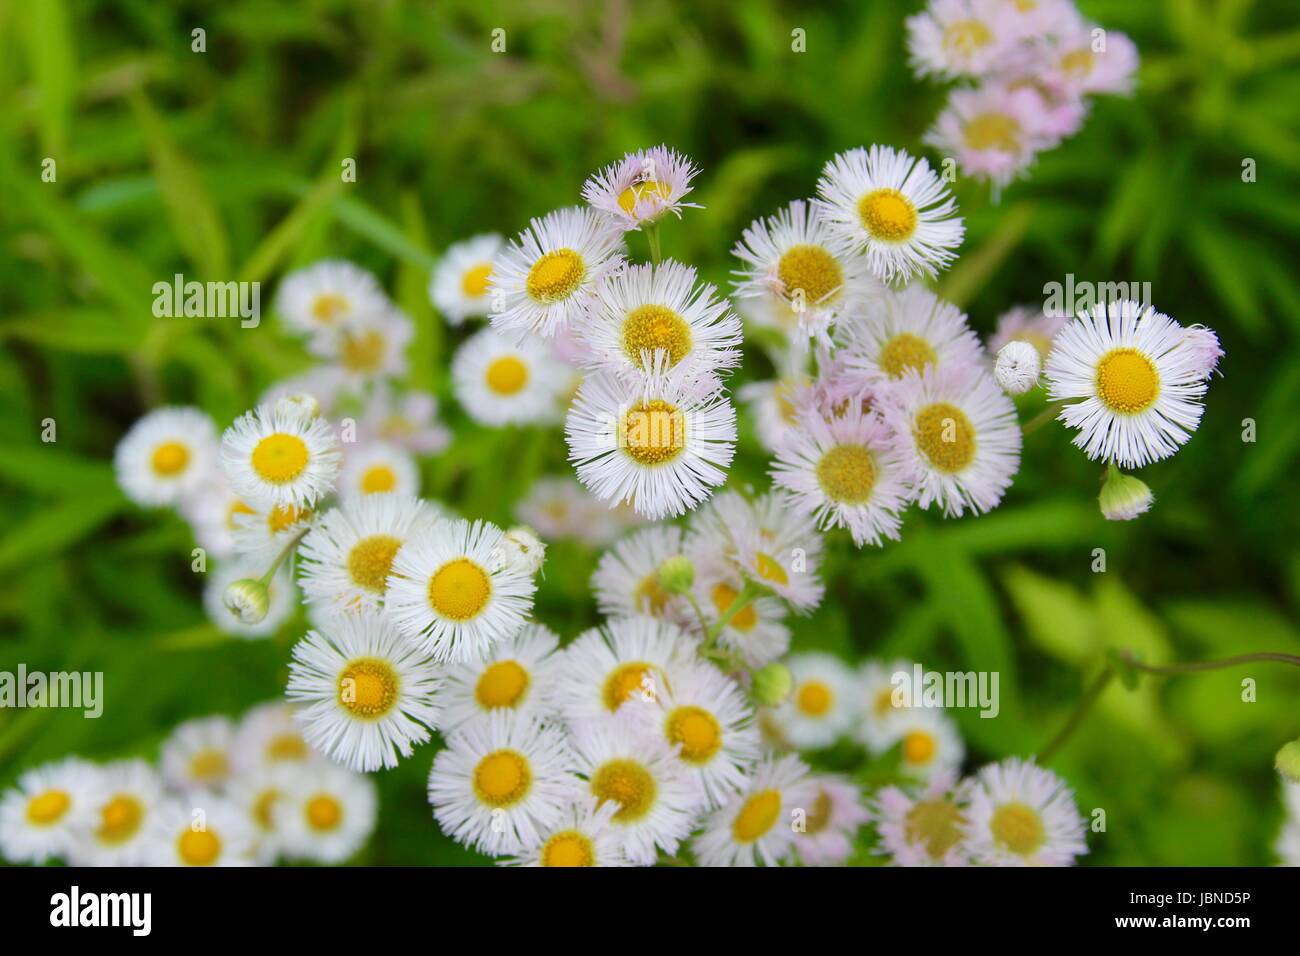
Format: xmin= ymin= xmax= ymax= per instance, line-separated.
xmin=731 ymin=199 xmax=880 ymax=341
xmin=738 ymin=371 xmax=811 ymax=453
xmin=428 ymin=711 xmax=579 ymax=857
xmin=231 ymin=701 xmax=318 ymax=774
xmin=814 ymin=145 xmax=965 ymax=282
xmin=1045 ymin=300 xmax=1212 ymax=468
xmin=566 ymin=368 xmax=737 ymax=520
xmin=275 ymin=259 xmax=389 ymax=340
xmin=0 ymin=758 xmax=98 ymax=864
xmin=146 ymin=796 xmax=256 ymax=867
xmin=874 ymin=769 xmax=970 ymax=867
xmin=856 ymin=658 xmax=919 ymax=753
xmin=296 ymin=494 xmax=437 ymax=616
xmin=771 ymin=405 xmax=912 ymax=548
xmin=230 ymin=499 xmax=315 ymax=566
xmin=203 ymin=561 xmax=297 ymax=639
xmin=220 ymin=403 xmax=341 ymax=510
xmin=580 ymin=259 xmax=742 ymax=382
xmin=515 ymin=475 xmax=642 ymax=547
xmin=767 ymin=653 xmax=858 ymax=749
xmin=225 ymin=764 xmax=295 ymax=864
xmin=591 ymin=525 xmax=695 ymax=626
xmin=178 ymin=471 xmax=253 ymax=559
xmin=964 ymin=758 xmax=1088 ymax=866
xmin=70 ymin=759 xmax=162 ymax=867
xmin=1045 ymin=15 xmax=1139 ymax=97
xmin=884 ymin=706 xmax=965 ymax=781
xmin=441 ymin=622 xmax=563 ymax=731
xmin=693 ymin=563 xmax=790 ymax=669
xmin=337 ymin=441 xmax=420 ymax=499
xmin=987 ymin=303 xmax=1069 ymax=361
xmin=581 ymin=144 xmax=701 ymax=230
xmin=501 ymin=796 xmax=630 ymax=867
xmin=286 ymin=608 xmax=443 ymax=771
xmin=385 ymin=518 xmax=537 ymax=663
xmin=568 ymin=713 xmax=705 ymax=865
xmin=553 ymin=615 xmax=701 ymax=724
xmin=840 ymin=284 xmax=984 ymax=383
xmin=692 ymin=754 xmax=815 ymax=867
xmin=731 ymin=511 xmax=825 ymax=613
xmin=878 ymin=365 xmax=1022 ymax=517
xmin=489 ymin=206 xmax=625 ymax=338
xmin=114 ymin=406 xmax=218 ymax=508
xmin=430 ymin=233 xmax=504 ymax=324
xmin=359 ymin=385 xmax=451 ymax=455
xmin=620 ymin=660 xmax=761 ymax=809
xmin=160 ymin=716 xmax=237 ymax=791
xmin=451 ymin=327 xmax=567 ymax=426
xmin=311 ymin=306 xmax=413 ymax=388
xmin=275 ymin=762 xmax=378 ymax=864
xmin=905 ymin=0 xmax=1031 ymax=80
xmin=793 ymin=774 xmax=870 ymax=867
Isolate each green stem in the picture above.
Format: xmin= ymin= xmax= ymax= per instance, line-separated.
xmin=259 ymin=525 xmax=310 ymax=586
xmin=684 ymin=592 xmax=711 ymax=638
xmin=1021 ymin=400 xmax=1065 ymax=435
xmin=1039 ymin=665 xmax=1114 ymax=763
xmin=645 ymin=222 xmax=662 ymax=264
xmin=705 ymin=580 xmax=759 ymax=644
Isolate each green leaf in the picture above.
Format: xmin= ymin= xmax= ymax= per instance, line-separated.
xmin=0 ymin=493 xmax=125 ymax=574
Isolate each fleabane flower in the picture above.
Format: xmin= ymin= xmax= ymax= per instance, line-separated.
xmin=766 ymin=653 xmax=858 ymax=750
xmin=874 ymin=769 xmax=971 ymax=867
xmin=815 ymin=145 xmax=965 ymax=282
xmin=794 ymin=774 xmax=871 ymax=867
xmin=489 ymin=206 xmax=625 ymax=338
xmin=986 ymin=303 xmax=1068 ymax=361
xmin=231 ymin=500 xmax=315 ymax=565
xmin=286 ymin=608 xmax=443 ymax=771
xmin=924 ymin=83 xmax=1057 ymax=191
xmin=1044 ymin=300 xmax=1213 ymax=468
xmin=275 ymin=259 xmax=389 ymax=341
xmin=692 ymin=754 xmax=816 ymax=867
xmin=337 ymin=441 xmax=420 ymax=499
xmin=906 ymin=0 xmax=1031 ymax=80
xmin=441 ymin=622 xmax=563 ymax=731
xmin=878 ymin=365 xmax=1022 ymax=517
xmin=359 ymin=385 xmax=450 ymax=455
xmin=856 ymin=658 xmax=921 ymax=753
xmin=384 ymin=518 xmax=537 ymax=663
xmin=452 ymin=327 xmax=567 ymax=426
xmin=516 ymin=475 xmax=642 ymax=547
xmin=840 ymin=284 xmax=984 ymax=383
xmin=0 ymin=758 xmax=98 ymax=864
xmin=566 ymin=367 xmax=737 ymax=520
xmin=730 ymin=507 xmax=825 ymax=612
xmin=160 ymin=716 xmax=237 ymax=792
xmin=1044 ymin=17 xmax=1139 ymax=97
xmin=72 ymin=760 xmax=164 ymax=867
xmin=581 ymin=144 xmax=701 ymax=230
xmin=963 ymin=758 xmax=1088 ymax=866
xmin=231 ymin=701 xmax=318 ymax=774
xmin=146 ymin=796 xmax=255 ymax=867
xmin=274 ymin=762 xmax=378 ymax=864
xmin=884 ymin=706 xmax=966 ymax=781
xmin=310 ymin=306 xmax=413 ymax=387
xmin=430 ymin=233 xmax=504 ymax=325
xmin=501 ymin=796 xmax=630 ymax=867
xmin=114 ymin=406 xmax=218 ymax=508
xmin=591 ymin=525 xmax=695 ymax=626
xmin=221 ymin=403 xmax=341 ymax=510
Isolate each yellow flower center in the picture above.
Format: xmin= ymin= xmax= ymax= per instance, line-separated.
xmin=251 ymin=433 xmax=310 ymax=483
xmin=666 ymin=705 xmax=723 ymax=764
xmin=603 ymin=662 xmax=657 ymax=711
xmin=97 ymin=795 xmax=144 ymax=844
xmin=526 ymin=248 xmax=585 ymax=303
xmin=311 ymin=293 xmax=348 ymax=323
xmin=904 ymin=798 xmax=966 ymax=860
xmin=151 ymin=441 xmax=190 ymax=476
xmin=942 ymin=19 xmax=993 ymax=56
xmin=267 ymin=503 xmax=310 ymax=533
xmin=879 ymin=332 xmax=938 ymax=378
xmin=177 ymin=828 xmax=221 ymax=866
xmin=347 ymin=534 xmax=402 ymax=592
xmin=189 ymin=749 xmax=228 ymax=783
xmin=340 ymin=329 xmax=386 ymax=373
xmin=902 ymin=730 xmax=937 ymax=765
xmin=913 ymin=402 xmax=976 ymax=473
xmin=816 ymin=443 xmax=877 ymax=504
xmin=1095 ymin=347 xmax=1159 ymax=414
xmin=474 ymin=750 xmax=532 ymax=808
xmin=540 ymin=830 xmax=595 ymax=867
xmin=616 ymin=179 xmax=671 ymax=215
xmin=475 ymin=660 xmax=530 ymax=709
xmin=360 ymin=465 xmax=398 ymax=494
xmin=620 ymin=399 xmax=686 ymax=466
xmin=777 ymin=244 xmax=844 ymax=305
xmin=226 ymin=499 xmax=255 ymax=530
xmin=874 ymin=687 xmax=898 ymax=716
xmin=858 ymin=188 xmax=918 ymax=243
xmin=990 ymin=802 xmax=1046 ymax=856
xmin=964 ymin=112 xmax=1022 ymax=152
xmin=622 ymin=304 xmax=693 ymax=370
xmin=461 ymin=262 xmax=493 ymax=297
xmin=634 ymin=573 xmax=673 ymax=616
xmin=305 ymin=794 xmax=343 ymax=832
xmin=753 ymin=551 xmax=788 ymax=587
xmin=591 ymin=759 xmax=656 ymax=821
xmin=805 ymin=790 xmax=833 ymax=834
xmin=337 ymin=658 xmax=399 ymax=718
xmin=710 ymin=582 xmax=757 ymax=631
xmin=267 ymin=733 xmax=307 ymax=761
xmin=796 ymin=680 xmax=833 ymax=717
xmin=427 ymin=558 xmax=492 ymax=621
xmin=485 ymin=355 xmax=529 ymax=395
xmin=26 ymin=789 xmax=70 ymax=825
xmin=732 ymin=789 xmax=781 ymax=843
xmin=1061 ymin=47 xmax=1094 ymax=78
xmin=254 ymin=790 xmax=280 ymax=829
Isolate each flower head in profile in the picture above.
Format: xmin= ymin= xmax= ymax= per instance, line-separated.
xmin=582 ymin=145 xmax=702 ymax=231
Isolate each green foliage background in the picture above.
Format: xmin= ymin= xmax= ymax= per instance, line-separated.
xmin=2 ymin=0 xmax=1299 ymax=865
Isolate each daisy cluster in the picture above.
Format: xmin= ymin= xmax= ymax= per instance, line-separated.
xmin=907 ymin=0 xmax=1139 ymax=191
xmin=0 ymin=702 xmax=376 ymax=867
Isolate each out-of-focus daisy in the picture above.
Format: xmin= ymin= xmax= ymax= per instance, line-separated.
xmin=203 ymin=562 xmax=296 ymax=639
xmin=925 ymin=83 xmax=1056 ymax=191
xmin=874 ymin=769 xmax=970 ymax=867
xmin=964 ymin=758 xmax=1088 ymax=866
xmin=114 ymin=407 xmax=218 ymax=508
xmin=731 ymin=200 xmax=879 ymax=341
xmin=0 ymin=758 xmax=98 ymax=864
xmin=231 ymin=701 xmax=317 ymax=775
xmin=516 ymin=475 xmax=644 ymax=547
xmin=591 ymin=525 xmax=694 ymax=625
xmin=566 ymin=368 xmax=737 ymax=520
xmin=568 ymin=714 xmax=704 ymax=865
xmin=581 ymin=260 xmax=742 ymax=383
xmin=72 ymin=759 xmax=162 ymax=867
xmin=771 ymin=406 xmax=912 ymax=548
xmin=275 ymin=259 xmax=389 ymax=341
xmin=1044 ymin=16 xmax=1139 ymax=97
xmin=878 ymin=365 xmax=1022 ymax=517
xmin=146 ymin=796 xmax=255 ymax=867
xmin=987 ymin=303 xmax=1068 ymax=362
xmin=286 ymin=608 xmax=442 ymax=771
xmin=359 ymin=385 xmax=451 ymax=455
xmin=441 ymin=622 xmax=562 ymax=731
xmin=582 ymin=144 xmax=701 ymax=231
xmin=794 ymin=774 xmax=871 ymax=867
xmin=1045 ymin=300 xmax=1212 ymax=469
xmin=885 ymin=706 xmax=966 ymax=780
xmin=693 ymin=754 xmax=815 ymax=867
xmin=502 ymin=796 xmax=630 ymax=867
xmin=337 ymin=441 xmax=420 ymax=499
xmin=731 ymin=514 xmax=825 ymax=613
xmin=311 ymin=306 xmax=413 ymax=387
xmin=230 ymin=500 xmax=315 ymax=566
xmin=275 ymin=762 xmax=377 ymax=864
xmin=814 ymin=145 xmax=964 ymax=282
xmin=385 ymin=518 xmax=536 ymax=663
xmin=296 ymin=494 xmax=436 ymax=615
xmin=693 ymin=563 xmax=790 ymax=669
xmin=451 ymin=327 xmax=566 ymax=426
xmin=768 ymin=653 xmax=858 ymax=750
xmin=179 ymin=472 xmax=252 ymax=559
xmin=221 ymin=403 xmax=341 ymax=510
xmin=160 ymin=716 xmax=236 ymax=791
xmin=489 ymin=206 xmax=624 ymax=339
xmin=1276 ymin=821 xmax=1300 ymax=867
xmin=226 ymin=764 xmax=294 ymax=864
xmin=259 ymin=367 xmax=348 ymax=421
xmin=430 ymin=233 xmax=503 ymax=325
xmin=995 ymin=340 xmax=1042 ymax=395
xmin=856 ymin=658 xmax=918 ymax=754
xmin=428 ymin=711 xmax=578 ymax=857
xmin=906 ymin=0 xmax=1030 ymax=79
xmin=554 ymin=615 xmax=700 ymax=724
xmin=738 ymin=366 xmax=812 ymax=453
xmin=841 ymin=284 xmax=983 ymax=383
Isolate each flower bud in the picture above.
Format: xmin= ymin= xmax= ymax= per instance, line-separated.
xmin=495 ymin=526 xmax=546 ymax=576
xmin=223 ymin=578 xmax=270 ymax=625
xmin=752 ymin=663 xmax=793 ymax=707
xmin=994 ymin=341 xmax=1041 ymax=395
xmin=657 ymin=555 xmax=695 ymax=595
xmin=1099 ymin=468 xmax=1154 ymax=521
xmin=274 ymin=392 xmax=321 ymax=421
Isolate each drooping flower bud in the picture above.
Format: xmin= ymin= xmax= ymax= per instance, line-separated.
xmin=223 ymin=578 xmax=270 ymax=625
xmin=1099 ymin=467 xmax=1154 ymax=521
xmin=994 ymin=341 xmax=1041 ymax=395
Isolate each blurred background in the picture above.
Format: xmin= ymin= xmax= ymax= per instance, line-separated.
xmin=2 ymin=0 xmax=1299 ymax=865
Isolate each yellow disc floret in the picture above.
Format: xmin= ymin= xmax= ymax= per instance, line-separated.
xmin=913 ymin=402 xmax=976 ymax=473
xmin=427 ymin=558 xmax=492 ymax=621
xmin=526 ymin=249 xmax=585 ymax=303
xmin=858 ymin=188 xmax=918 ymax=243
xmin=1095 ymin=347 xmax=1159 ymax=414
